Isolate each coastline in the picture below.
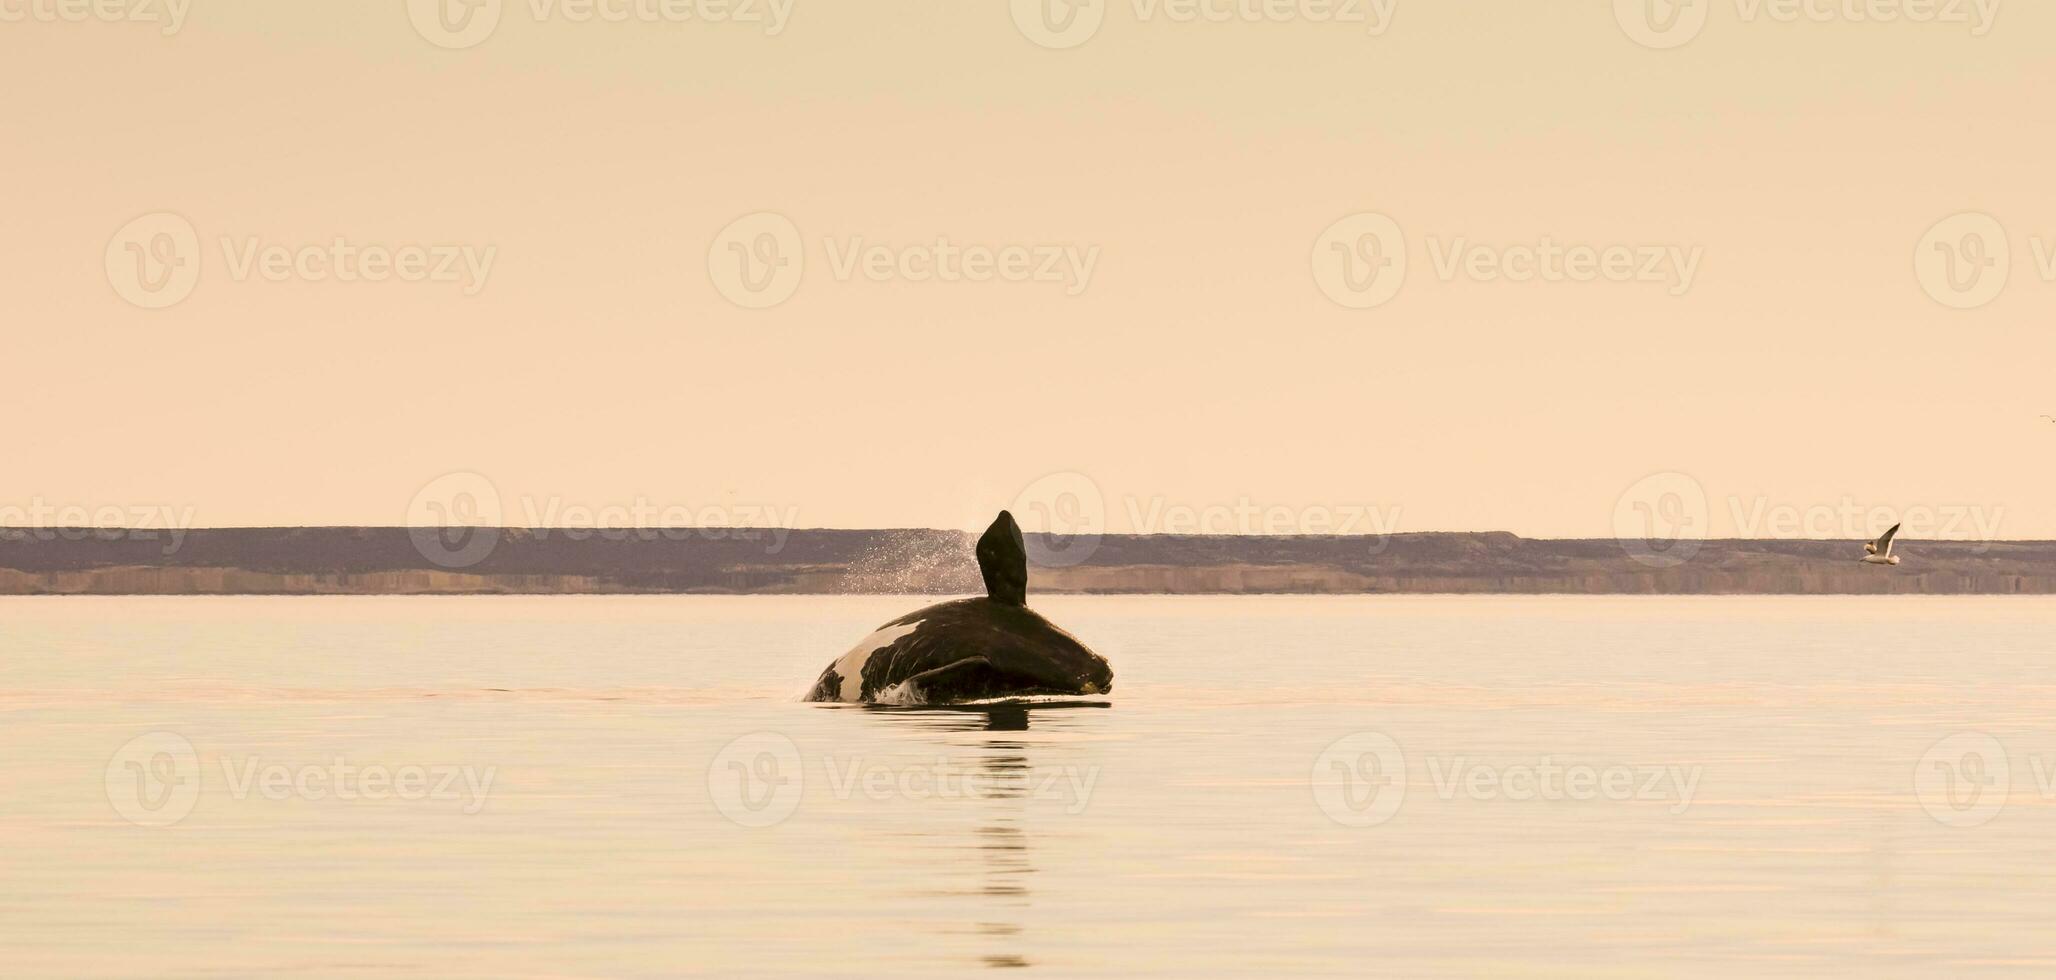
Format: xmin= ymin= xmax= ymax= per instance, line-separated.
xmin=4 ymin=528 xmax=2053 ymax=596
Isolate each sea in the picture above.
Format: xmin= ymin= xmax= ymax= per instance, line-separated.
xmin=4 ymin=594 xmax=2054 ymax=977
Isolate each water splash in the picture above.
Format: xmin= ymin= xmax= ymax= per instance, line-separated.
xmin=840 ymin=529 xmax=980 ymax=594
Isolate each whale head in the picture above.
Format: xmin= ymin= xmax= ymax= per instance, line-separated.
xmin=973 ymin=606 xmax=1113 ymax=697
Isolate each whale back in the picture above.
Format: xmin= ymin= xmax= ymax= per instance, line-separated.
xmin=977 ymin=511 xmax=1029 ymax=606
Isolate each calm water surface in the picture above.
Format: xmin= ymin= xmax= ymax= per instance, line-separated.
xmin=5 ymin=595 xmax=2056 ymax=977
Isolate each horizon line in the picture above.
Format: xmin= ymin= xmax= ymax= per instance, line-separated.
xmin=2 ymin=526 xmax=2051 ymax=545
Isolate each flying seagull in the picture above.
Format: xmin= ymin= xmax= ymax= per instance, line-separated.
xmin=1861 ymin=523 xmax=1902 ymax=566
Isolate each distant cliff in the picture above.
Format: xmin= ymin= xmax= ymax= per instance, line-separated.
xmin=2 ymin=528 xmax=2052 ymax=595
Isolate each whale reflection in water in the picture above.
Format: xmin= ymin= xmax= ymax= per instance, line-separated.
xmin=853 ymin=700 xmax=1109 ymax=970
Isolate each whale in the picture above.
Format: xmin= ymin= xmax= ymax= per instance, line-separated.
xmin=804 ymin=511 xmax=1114 ymax=704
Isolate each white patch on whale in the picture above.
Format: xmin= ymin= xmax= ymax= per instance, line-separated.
xmin=830 ymin=621 xmax=923 ymax=702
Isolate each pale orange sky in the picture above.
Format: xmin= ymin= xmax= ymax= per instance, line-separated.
xmin=3 ymin=0 xmax=2051 ymax=539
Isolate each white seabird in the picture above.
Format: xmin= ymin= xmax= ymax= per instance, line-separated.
xmin=1861 ymin=523 xmax=1902 ymax=566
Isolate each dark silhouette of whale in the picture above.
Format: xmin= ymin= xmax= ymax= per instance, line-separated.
xmin=805 ymin=511 xmax=1114 ymax=704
